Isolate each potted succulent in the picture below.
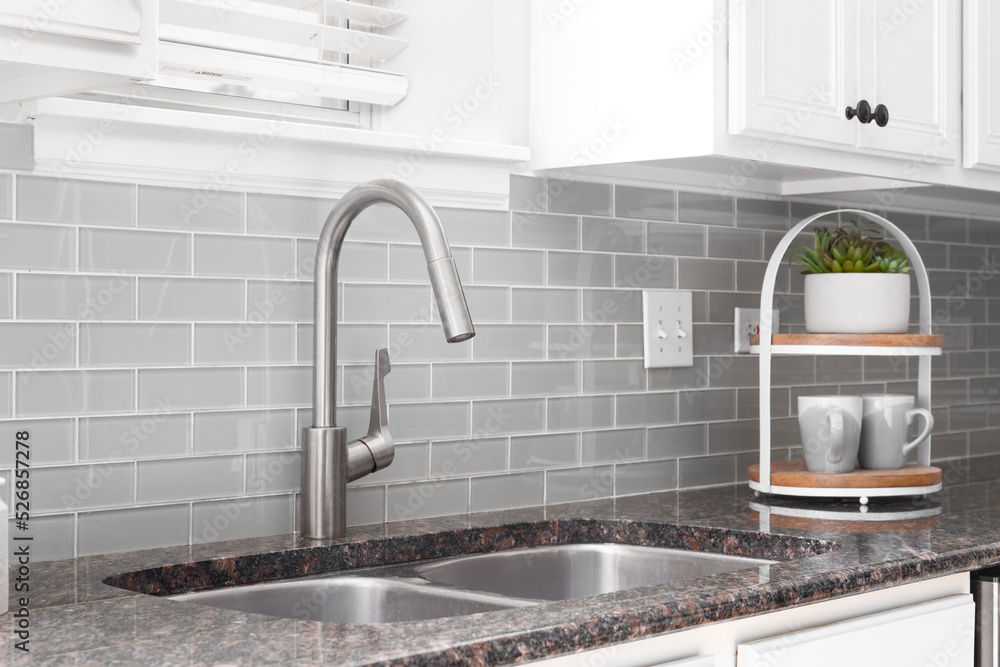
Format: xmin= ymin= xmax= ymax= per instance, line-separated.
xmin=788 ymin=222 xmax=911 ymax=334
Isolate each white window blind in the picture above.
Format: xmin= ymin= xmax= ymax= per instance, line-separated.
xmin=154 ymin=0 xmax=409 ymax=112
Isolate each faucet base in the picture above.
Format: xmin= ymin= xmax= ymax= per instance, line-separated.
xmin=300 ymin=426 xmax=348 ymax=540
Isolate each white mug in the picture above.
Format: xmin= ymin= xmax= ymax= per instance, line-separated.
xmin=859 ymin=395 xmax=934 ymax=470
xmin=798 ymin=395 xmax=863 ymax=473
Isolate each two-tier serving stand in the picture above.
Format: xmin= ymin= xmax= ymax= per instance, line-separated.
xmin=748 ymin=210 xmax=944 ymax=505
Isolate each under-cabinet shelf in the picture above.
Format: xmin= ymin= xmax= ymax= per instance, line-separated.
xmin=749 ymin=333 xmax=943 ymax=356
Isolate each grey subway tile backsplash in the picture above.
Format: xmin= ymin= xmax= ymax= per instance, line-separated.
xmin=78 ymin=505 xmax=189 ymax=557
xmin=19 ymin=274 xmax=136 ymax=320
xmin=140 ymin=277 xmax=243 ymax=321
xmin=387 ymin=478 xmax=468 ymax=521
xmin=193 ymin=495 xmax=293 ymax=544
xmin=647 ymin=222 xmax=705 ymax=256
xmin=432 ymin=362 xmax=507 ymax=400
xmin=678 ymin=192 xmax=734 ymax=226
xmin=473 ymin=324 xmax=546 ymax=360
xmin=17 ymin=370 xmax=132 ymax=417
xmin=137 ymin=456 xmax=243 ymax=503
xmin=0 ymin=223 xmax=75 ymax=271
xmin=80 ymin=228 xmax=190 ymax=275
xmin=471 ymin=472 xmax=544 ymax=512
xmin=430 ymin=437 xmax=507 ymax=477
xmin=18 ymin=176 xmax=134 ymax=227
xmin=512 ymin=360 xmax=580 ymax=397
xmin=473 ymin=247 xmax=545 ymax=285
xmin=582 ymin=428 xmax=644 ymax=463
xmin=736 ymin=198 xmax=789 ymax=230
xmin=246 ymin=192 xmax=333 ymax=237
xmin=548 ymin=395 xmax=614 ymax=430
xmin=510 ymin=432 xmax=579 ymax=470
xmin=139 ymin=185 xmax=242 ymax=232
xmin=582 ymin=217 xmax=644 ymax=253
xmin=615 ymin=255 xmax=675 ymax=289
xmin=0 ymin=322 xmax=76 ymax=368
xmin=193 ymin=409 xmax=295 ymax=454
xmin=546 ymin=465 xmax=614 ymax=503
xmin=194 ymin=234 xmax=295 ymax=278
xmin=512 ymin=288 xmax=580 ymax=323
xmin=548 ymin=251 xmax=614 ymax=287
xmin=614 ymin=186 xmax=675 ymax=221
xmin=0 ymin=273 xmax=10 ymax=318
xmin=140 ymin=367 xmax=244 ymax=411
xmin=82 ymin=323 xmax=190 ymax=367
xmin=33 ymin=463 xmax=133 ymax=513
xmin=616 ymin=459 xmax=678 ymax=495
xmin=546 ymin=180 xmax=611 ymax=216
xmin=678 ymin=257 xmax=735 ymax=291
xmin=0 ymin=174 xmax=10 ymax=219
xmin=707 ymin=227 xmax=763 ymax=260
xmin=8 ymin=172 xmax=1000 ymax=561
xmin=928 ymin=215 xmax=968 ymax=243
xmin=80 ymin=414 xmax=190 ymax=461
xmin=0 ymin=419 xmax=74 ymax=466
xmin=512 ymin=212 xmax=579 ymax=250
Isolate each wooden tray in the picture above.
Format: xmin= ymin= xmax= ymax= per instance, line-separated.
xmin=748 ymin=461 xmax=942 ymax=489
xmin=749 ymin=333 xmax=944 ymax=347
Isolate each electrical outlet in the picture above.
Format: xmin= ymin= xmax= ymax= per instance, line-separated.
xmin=643 ymin=290 xmax=693 ymax=368
xmin=733 ymin=307 xmax=780 ymax=353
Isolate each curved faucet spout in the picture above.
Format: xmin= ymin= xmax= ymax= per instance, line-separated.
xmin=302 ymin=179 xmax=476 ymax=540
xmin=312 ymin=178 xmax=475 ymax=428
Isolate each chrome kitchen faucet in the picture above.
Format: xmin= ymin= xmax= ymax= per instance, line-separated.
xmin=301 ymin=179 xmax=476 ymax=540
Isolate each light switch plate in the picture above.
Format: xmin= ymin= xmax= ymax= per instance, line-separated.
xmin=642 ymin=290 xmax=693 ymax=368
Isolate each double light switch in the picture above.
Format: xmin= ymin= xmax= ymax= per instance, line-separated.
xmin=642 ymin=290 xmax=693 ymax=369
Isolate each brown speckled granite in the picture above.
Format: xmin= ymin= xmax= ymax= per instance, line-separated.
xmin=8 ymin=472 xmax=1000 ymax=666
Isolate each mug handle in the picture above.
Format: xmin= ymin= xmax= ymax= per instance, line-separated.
xmin=824 ymin=408 xmax=845 ymax=465
xmin=901 ymin=408 xmax=935 ymax=456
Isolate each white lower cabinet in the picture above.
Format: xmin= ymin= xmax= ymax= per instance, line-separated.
xmin=531 ymin=573 xmax=972 ymax=667
xmin=737 ymin=594 xmax=974 ymax=667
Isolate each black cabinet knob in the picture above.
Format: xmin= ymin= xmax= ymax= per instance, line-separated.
xmin=846 ymin=99 xmax=872 ymax=123
xmin=846 ymin=100 xmax=889 ymax=127
xmin=873 ymin=103 xmax=889 ymax=127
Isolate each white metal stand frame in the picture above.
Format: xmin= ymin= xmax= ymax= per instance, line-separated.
xmin=751 ymin=209 xmax=942 ymax=501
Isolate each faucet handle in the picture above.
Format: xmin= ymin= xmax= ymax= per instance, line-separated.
xmin=359 ymin=347 xmax=393 ymax=471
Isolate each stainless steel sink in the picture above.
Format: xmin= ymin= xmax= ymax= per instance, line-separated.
xmin=169 ymin=576 xmax=533 ymax=624
xmin=414 ymin=544 xmax=773 ymax=601
xmin=165 ymin=543 xmax=772 ymax=623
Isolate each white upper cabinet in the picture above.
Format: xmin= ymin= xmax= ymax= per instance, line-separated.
xmin=730 ymin=0 xmax=959 ymax=163
xmin=729 ymin=0 xmax=858 ymax=149
xmin=963 ymin=0 xmax=1000 ymax=170
xmin=0 ymin=0 xmax=157 ymax=103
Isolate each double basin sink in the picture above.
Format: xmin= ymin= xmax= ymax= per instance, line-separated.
xmin=164 ymin=543 xmax=773 ymax=624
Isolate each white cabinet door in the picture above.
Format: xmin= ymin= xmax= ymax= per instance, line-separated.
xmin=730 ymin=0 xmax=858 ymax=148
xmin=0 ymin=0 xmax=143 ymax=44
xmin=856 ymin=0 xmax=960 ymax=163
xmin=0 ymin=0 xmax=155 ymax=103
xmin=737 ymin=594 xmax=975 ymax=667
xmin=964 ymin=0 xmax=1000 ymax=170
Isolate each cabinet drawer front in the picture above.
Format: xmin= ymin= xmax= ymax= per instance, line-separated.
xmin=737 ymin=594 xmax=974 ymax=667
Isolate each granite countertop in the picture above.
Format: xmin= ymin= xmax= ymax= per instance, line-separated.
xmin=7 ymin=458 xmax=1000 ymax=666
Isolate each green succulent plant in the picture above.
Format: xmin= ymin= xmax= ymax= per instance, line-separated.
xmin=788 ymin=222 xmax=910 ymax=274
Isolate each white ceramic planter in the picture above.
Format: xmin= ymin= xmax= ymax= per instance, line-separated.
xmin=803 ymin=273 xmax=911 ymax=334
